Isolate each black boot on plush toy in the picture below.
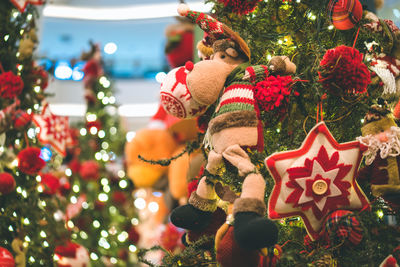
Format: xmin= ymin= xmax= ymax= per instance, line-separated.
xmin=233 ymin=198 xmax=278 ymax=250
xmin=170 ymin=200 xmax=213 ymax=230
xmin=171 ymin=177 xmax=218 ymax=230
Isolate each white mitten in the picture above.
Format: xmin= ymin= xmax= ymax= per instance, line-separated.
xmin=222 ymin=144 xmax=256 ymax=177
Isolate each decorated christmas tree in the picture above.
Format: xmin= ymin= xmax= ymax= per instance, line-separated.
xmin=0 ymin=0 xmax=70 ymax=265
xmin=60 ymin=41 xmax=140 ymax=265
xmin=140 ymin=0 xmax=400 ymax=266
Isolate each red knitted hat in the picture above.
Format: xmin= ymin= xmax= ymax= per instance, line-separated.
xmin=177 ymin=4 xmax=251 ymax=60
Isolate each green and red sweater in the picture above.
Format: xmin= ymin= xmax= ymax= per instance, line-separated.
xmin=208 ymin=62 xmax=270 ymax=150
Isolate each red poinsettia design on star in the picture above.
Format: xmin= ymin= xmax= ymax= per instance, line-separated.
xmin=265 ymin=122 xmax=370 ymax=240
xmin=33 ymin=103 xmax=71 ymax=157
xmin=286 ymin=146 xmax=352 ymax=220
xmin=10 ymin=0 xmax=44 ymax=13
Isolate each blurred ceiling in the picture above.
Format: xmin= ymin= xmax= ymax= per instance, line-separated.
xmin=37 ymin=0 xmax=209 ymax=78
xmin=37 ymin=0 xmax=399 ymax=78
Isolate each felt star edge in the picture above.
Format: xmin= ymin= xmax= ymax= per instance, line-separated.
xmin=10 ymin=0 xmax=44 ymax=13
xmin=32 ymin=104 xmax=69 ymax=157
xmin=265 ymin=122 xmax=370 ymax=240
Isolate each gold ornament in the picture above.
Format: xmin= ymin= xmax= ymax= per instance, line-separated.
xmin=312 ymin=253 xmax=337 ymax=267
xmin=18 ymin=38 xmax=35 ymax=59
xmin=12 ymin=238 xmax=27 ymax=267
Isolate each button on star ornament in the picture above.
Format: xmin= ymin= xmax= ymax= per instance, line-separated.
xmin=33 ymin=103 xmax=71 ymax=157
xmin=10 ymin=0 xmax=43 ymax=13
xmin=265 ymin=122 xmax=370 ymax=240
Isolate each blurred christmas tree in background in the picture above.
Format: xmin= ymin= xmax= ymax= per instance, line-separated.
xmin=0 ymin=1 xmax=141 ymax=266
xmin=0 ymin=0 xmax=69 ymax=265
xmin=59 ymin=41 xmax=142 ymax=265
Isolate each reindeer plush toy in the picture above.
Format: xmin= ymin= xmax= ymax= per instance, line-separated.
xmin=160 ymin=4 xmax=296 ymax=265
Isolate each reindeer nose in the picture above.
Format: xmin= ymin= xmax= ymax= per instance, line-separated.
xmin=185 ymin=61 xmax=194 ymax=71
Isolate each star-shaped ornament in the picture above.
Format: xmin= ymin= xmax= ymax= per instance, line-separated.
xmin=265 ymin=122 xmax=370 ymax=240
xmin=33 ymin=103 xmax=71 ymax=157
xmin=10 ymin=0 xmax=43 ymax=13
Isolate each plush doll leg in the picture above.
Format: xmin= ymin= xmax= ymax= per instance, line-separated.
xmin=206 ymin=150 xmax=223 ymax=174
xmin=170 ymin=176 xmax=218 ymax=230
xmin=233 ymin=173 xmax=278 ymax=250
xmin=222 ymin=145 xmax=278 ymax=250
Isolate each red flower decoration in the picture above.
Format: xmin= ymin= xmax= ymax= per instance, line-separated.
xmin=40 ymin=173 xmax=60 ymax=195
xmin=0 ymin=173 xmax=16 ymax=194
xmin=17 ymin=147 xmax=46 ymax=175
xmin=112 ymin=191 xmax=127 ymax=205
xmin=79 ymin=160 xmax=100 ymax=180
xmin=59 ymin=179 xmax=71 ymax=196
xmin=253 ymin=75 xmax=295 ymax=117
xmin=68 ymin=128 xmax=80 ymax=147
xmin=217 ymin=0 xmax=261 ymax=15
xmin=118 ymin=249 xmax=129 ymax=261
xmin=286 ymin=146 xmax=352 ymax=220
xmin=0 ymin=71 xmax=24 ymax=99
xmin=320 ymin=45 xmax=371 ymax=96
xmin=13 ymin=110 xmax=32 ymax=129
xmin=128 ymin=226 xmax=140 ymax=244
xmin=32 ymin=66 xmax=49 ymax=90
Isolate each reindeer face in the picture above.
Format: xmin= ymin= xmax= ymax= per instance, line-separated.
xmin=160 ymin=44 xmax=245 ymax=119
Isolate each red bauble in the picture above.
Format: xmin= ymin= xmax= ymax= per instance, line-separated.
xmin=0 ymin=71 xmax=24 ymax=99
xmin=0 ymin=173 xmax=16 ymax=194
xmin=118 ymin=249 xmax=129 ymax=261
xmin=17 ymin=147 xmax=46 ymax=175
xmin=217 ymin=0 xmax=261 ymax=15
xmin=68 ymin=158 xmax=81 ymax=174
xmin=112 ymin=191 xmax=127 ymax=205
xmin=86 ymin=120 xmax=102 ymax=131
xmin=253 ymin=75 xmax=295 ymax=117
xmin=79 ymin=160 xmax=100 ymax=180
xmin=55 ymin=242 xmax=80 ymax=258
xmin=328 ymin=0 xmax=363 ymax=30
xmin=54 ymin=241 xmax=89 ymax=267
xmin=128 ymin=226 xmax=140 ymax=244
xmin=321 ymin=210 xmax=363 ymax=246
xmin=0 ymin=246 xmax=15 ymax=266
xmin=320 ymin=45 xmax=371 ymax=96
xmin=13 ymin=110 xmax=32 ymax=129
xmin=160 ymin=223 xmax=184 ymax=251
xmin=40 ymin=173 xmax=60 ymax=195
xmin=94 ymin=200 xmax=106 ymax=210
